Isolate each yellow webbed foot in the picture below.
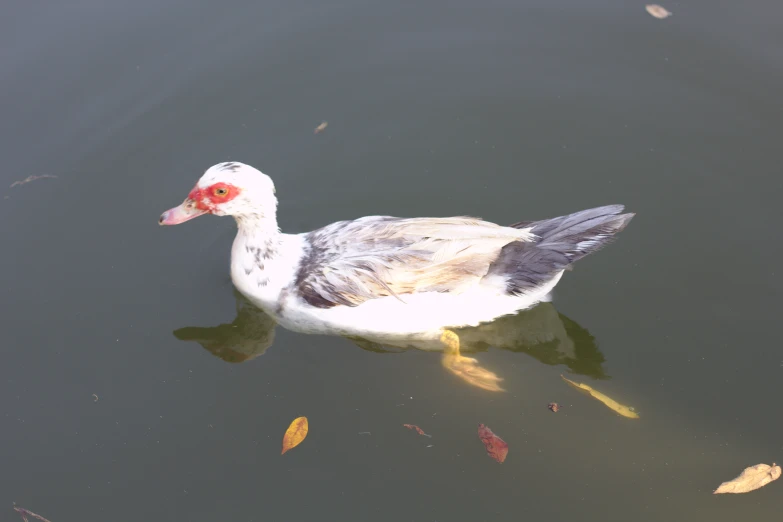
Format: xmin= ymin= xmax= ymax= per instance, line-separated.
xmin=440 ymin=329 xmax=504 ymax=392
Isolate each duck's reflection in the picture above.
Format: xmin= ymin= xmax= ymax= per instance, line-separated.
xmin=173 ymin=294 xmax=277 ymax=364
xmin=173 ymin=291 xmax=607 ymax=382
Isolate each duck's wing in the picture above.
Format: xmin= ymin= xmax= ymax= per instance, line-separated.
xmin=294 ymin=216 xmax=536 ymax=308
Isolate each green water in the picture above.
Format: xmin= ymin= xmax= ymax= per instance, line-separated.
xmin=2 ymin=1 xmax=782 ymax=520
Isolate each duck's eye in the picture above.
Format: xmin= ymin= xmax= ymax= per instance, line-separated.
xmin=214 ymin=187 xmax=228 ymax=197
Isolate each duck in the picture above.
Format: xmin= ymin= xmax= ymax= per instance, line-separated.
xmin=159 ymin=162 xmax=634 ymax=359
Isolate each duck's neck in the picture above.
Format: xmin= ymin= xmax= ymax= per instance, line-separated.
xmin=230 ymin=211 xmax=302 ymax=315
xmin=234 ymin=213 xmax=283 ymax=261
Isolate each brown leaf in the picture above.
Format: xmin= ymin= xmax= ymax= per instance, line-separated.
xmin=477 ymin=423 xmax=508 ymax=463
xmin=314 ymin=121 xmax=328 ymax=134
xmin=713 ymin=463 xmax=781 ymax=494
xmin=281 ymin=416 xmax=308 ymax=455
xmin=548 ymin=402 xmax=560 ymax=412
xmin=403 ymin=424 xmax=432 ymax=437
xmin=645 ymin=4 xmax=672 ymax=19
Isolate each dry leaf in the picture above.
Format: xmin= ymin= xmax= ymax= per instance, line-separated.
xmin=548 ymin=402 xmax=560 ymax=413
xmin=10 ymin=174 xmax=57 ymax=188
xmin=714 ymin=463 xmax=781 ymax=494
xmin=477 ymin=424 xmax=508 ymax=463
xmin=13 ymin=506 xmax=52 ymax=522
xmin=645 ymin=4 xmax=672 ymax=19
xmin=403 ymin=424 xmax=432 ymax=437
xmin=561 ymin=375 xmax=639 ymax=419
xmin=281 ymin=416 xmax=308 ymax=454
xmin=314 ymin=121 xmax=328 ymax=134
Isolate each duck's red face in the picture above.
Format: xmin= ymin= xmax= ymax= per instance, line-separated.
xmin=159 ymin=162 xmax=277 ymax=226
xmin=159 ymin=182 xmax=242 ymax=225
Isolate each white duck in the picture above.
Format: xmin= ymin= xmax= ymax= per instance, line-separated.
xmin=160 ymin=162 xmax=633 ymax=360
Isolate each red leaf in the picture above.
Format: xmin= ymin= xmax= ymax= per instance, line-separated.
xmin=403 ymin=424 xmax=432 ymax=437
xmin=478 ymin=423 xmax=508 ymax=463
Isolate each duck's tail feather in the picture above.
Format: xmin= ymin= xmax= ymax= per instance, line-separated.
xmin=489 ymin=205 xmax=634 ymax=297
xmin=512 ymin=204 xmax=634 ymax=263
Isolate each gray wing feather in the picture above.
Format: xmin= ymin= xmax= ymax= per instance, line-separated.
xmin=294 ymin=206 xmax=633 ymax=307
xmin=294 ymin=216 xmax=534 ymax=308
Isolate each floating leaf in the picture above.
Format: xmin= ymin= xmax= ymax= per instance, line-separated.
xmin=403 ymin=424 xmax=432 ymax=437
xmin=314 ymin=121 xmax=328 ymax=134
xmin=281 ymin=416 xmax=308 ymax=454
xmin=548 ymin=402 xmax=560 ymax=413
xmin=10 ymin=174 xmax=57 ymax=188
xmin=714 ymin=463 xmax=781 ymax=494
xmin=645 ymin=4 xmax=672 ymax=19
xmin=13 ymin=505 xmax=52 ymax=522
xmin=561 ymin=375 xmax=639 ymax=419
xmin=477 ymin=424 xmax=508 ymax=463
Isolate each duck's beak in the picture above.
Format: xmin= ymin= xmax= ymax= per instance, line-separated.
xmin=159 ymin=200 xmax=207 ymax=225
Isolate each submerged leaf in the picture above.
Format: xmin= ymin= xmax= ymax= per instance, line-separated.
xmin=561 ymin=375 xmax=639 ymax=419
xmin=403 ymin=424 xmax=432 ymax=437
xmin=477 ymin=424 xmax=508 ymax=463
xmin=714 ymin=463 xmax=781 ymax=494
xmin=281 ymin=416 xmax=309 ymax=454
xmin=645 ymin=4 xmax=672 ymax=19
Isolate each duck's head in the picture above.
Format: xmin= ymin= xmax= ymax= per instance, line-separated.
xmin=159 ymin=162 xmax=277 ymax=225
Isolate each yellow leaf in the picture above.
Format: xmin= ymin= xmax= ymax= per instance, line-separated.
xmin=281 ymin=416 xmax=309 ymax=454
xmin=714 ymin=463 xmax=781 ymax=494
xmin=561 ymin=375 xmax=639 ymax=419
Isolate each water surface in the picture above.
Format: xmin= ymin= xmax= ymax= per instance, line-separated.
xmin=2 ymin=1 xmax=782 ymax=520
